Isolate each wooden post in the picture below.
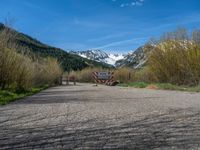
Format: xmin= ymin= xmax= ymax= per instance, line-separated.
xmin=60 ymin=76 xmax=62 ymax=85
xmin=128 ymin=72 xmax=131 ymax=80
xmin=66 ymin=77 xmax=69 ymax=85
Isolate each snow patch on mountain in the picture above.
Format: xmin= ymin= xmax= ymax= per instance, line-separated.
xmin=106 ymin=54 xmax=124 ymax=65
xmin=115 ymin=44 xmax=155 ymax=68
xmin=70 ymin=50 xmax=124 ymax=66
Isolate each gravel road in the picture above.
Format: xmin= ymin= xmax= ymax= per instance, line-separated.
xmin=1 ymin=83 xmax=200 ymax=149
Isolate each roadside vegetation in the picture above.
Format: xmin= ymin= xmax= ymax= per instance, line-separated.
xmin=1 ymin=24 xmax=200 ymax=105
xmin=67 ymin=67 xmax=105 ymax=83
xmin=148 ymin=28 xmax=200 ymax=86
xmin=0 ymin=85 xmax=49 ymax=105
xmin=0 ymin=24 xmax=63 ymax=105
xmin=118 ymin=82 xmax=200 ymax=92
xmin=69 ymin=28 xmax=200 ymax=92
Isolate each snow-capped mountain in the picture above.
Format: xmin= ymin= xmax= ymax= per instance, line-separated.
xmin=70 ymin=45 xmax=155 ymax=68
xmin=70 ymin=49 xmax=124 ymax=66
xmin=115 ymin=44 xmax=155 ymax=68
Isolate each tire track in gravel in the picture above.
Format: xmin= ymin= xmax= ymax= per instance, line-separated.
xmin=1 ymin=83 xmax=200 ymax=149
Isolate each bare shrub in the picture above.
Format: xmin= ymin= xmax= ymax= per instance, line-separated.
xmin=192 ymin=30 xmax=200 ymax=43
xmin=161 ymin=27 xmax=188 ymax=42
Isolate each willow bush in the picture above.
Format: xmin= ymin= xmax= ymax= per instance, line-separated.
xmin=114 ymin=67 xmax=134 ymax=83
xmin=68 ymin=67 xmax=155 ymax=84
xmin=0 ymin=27 xmax=62 ymax=92
xmin=148 ymin=41 xmax=200 ymax=85
xmin=68 ymin=67 xmax=104 ymax=82
xmin=0 ymin=47 xmax=62 ymax=91
xmin=0 ymin=48 xmax=62 ymax=91
xmin=133 ymin=67 xmax=157 ymax=83
xmin=69 ymin=67 xmax=135 ymax=83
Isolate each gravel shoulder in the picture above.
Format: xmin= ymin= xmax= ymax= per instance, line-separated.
xmin=1 ymin=83 xmax=200 ymax=149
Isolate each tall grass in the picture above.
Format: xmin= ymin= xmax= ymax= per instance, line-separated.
xmin=0 ymin=25 xmax=63 ymax=92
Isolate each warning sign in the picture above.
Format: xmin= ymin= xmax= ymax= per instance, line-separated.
xmin=97 ymin=72 xmax=110 ymax=80
xmin=92 ymin=71 xmax=118 ymax=86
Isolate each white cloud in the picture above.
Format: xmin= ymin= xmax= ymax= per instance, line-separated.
xmin=112 ymin=0 xmax=145 ymax=8
xmin=120 ymin=4 xmax=125 ymax=7
xmin=131 ymin=2 xmax=136 ymax=6
xmin=58 ymin=42 xmax=89 ymax=51
xmin=93 ymin=37 xmax=147 ymax=49
xmin=87 ymin=32 xmax=131 ymax=42
xmin=135 ymin=1 xmax=143 ymax=6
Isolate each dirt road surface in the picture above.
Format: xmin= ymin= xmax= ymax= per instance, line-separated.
xmin=1 ymin=83 xmax=200 ymax=149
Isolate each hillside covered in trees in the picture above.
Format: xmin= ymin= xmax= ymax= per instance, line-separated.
xmin=0 ymin=23 xmax=111 ymax=72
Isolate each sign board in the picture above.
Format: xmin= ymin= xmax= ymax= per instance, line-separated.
xmin=97 ymin=72 xmax=110 ymax=80
xmin=92 ymin=71 xmax=118 ymax=86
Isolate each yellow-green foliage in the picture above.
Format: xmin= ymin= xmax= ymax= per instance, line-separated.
xmin=33 ymin=57 xmax=63 ymax=86
xmin=114 ymin=67 xmax=157 ymax=83
xmin=0 ymin=25 xmax=63 ymax=92
xmin=0 ymin=47 xmax=33 ymax=91
xmin=68 ymin=67 xmax=155 ymax=84
xmin=69 ymin=67 xmax=136 ymax=84
xmin=0 ymin=27 xmax=63 ymax=91
xmin=133 ymin=67 xmax=157 ymax=83
xmin=0 ymin=47 xmax=62 ymax=91
xmin=68 ymin=67 xmax=105 ymax=83
xmin=148 ymin=41 xmax=200 ymax=85
xmin=114 ymin=67 xmax=134 ymax=83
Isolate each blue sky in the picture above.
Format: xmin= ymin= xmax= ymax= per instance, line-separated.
xmin=0 ymin=0 xmax=200 ymax=53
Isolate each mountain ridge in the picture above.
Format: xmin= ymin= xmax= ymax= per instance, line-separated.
xmin=0 ymin=23 xmax=111 ymax=71
xmin=70 ymin=49 xmax=124 ymax=66
xmin=70 ymin=46 xmax=153 ymax=68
